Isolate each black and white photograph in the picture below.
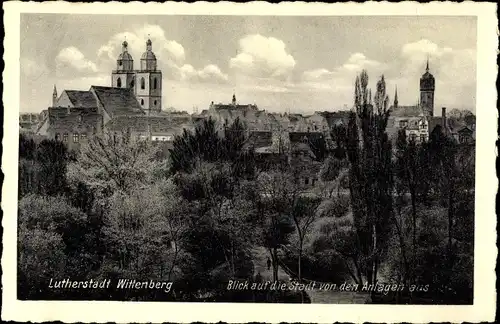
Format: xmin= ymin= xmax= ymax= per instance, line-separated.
xmin=2 ymin=2 xmax=497 ymax=323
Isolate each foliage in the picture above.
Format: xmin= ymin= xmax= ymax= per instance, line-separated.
xmin=18 ymin=135 xmax=69 ymax=198
xmin=346 ymin=71 xmax=394 ymax=285
xmin=66 ymin=130 xmax=163 ymax=198
xmin=18 ymin=194 xmax=91 ymax=298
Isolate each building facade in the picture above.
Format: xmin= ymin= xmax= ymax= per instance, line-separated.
xmin=111 ymin=39 xmax=162 ymax=113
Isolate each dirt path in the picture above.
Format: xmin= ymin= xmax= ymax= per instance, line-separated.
xmin=251 ymin=246 xmax=370 ymax=304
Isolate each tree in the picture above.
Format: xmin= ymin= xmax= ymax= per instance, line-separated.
xmin=394 ymin=129 xmax=422 ymax=283
xmin=346 ymin=71 xmax=393 ymax=285
xmin=67 ymin=130 xmax=163 ymax=197
xmin=172 ymin=161 xmax=257 ymax=299
xmin=308 ymin=135 xmax=328 ymax=162
xmin=18 ymin=135 xmax=70 ymax=198
xmin=18 ymin=194 xmax=90 ymax=299
xmin=256 ymin=170 xmax=296 ymax=281
xmin=290 ymin=196 xmax=322 ymax=285
xmin=330 ymin=124 xmax=348 ymax=160
xmin=169 ymin=118 xmax=223 ymax=174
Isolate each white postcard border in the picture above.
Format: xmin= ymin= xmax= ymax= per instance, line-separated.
xmin=2 ymin=1 xmax=497 ymax=323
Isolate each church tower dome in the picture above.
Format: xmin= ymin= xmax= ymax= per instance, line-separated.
xmin=140 ymin=38 xmax=157 ymax=71
xmin=116 ymin=40 xmax=134 ymax=71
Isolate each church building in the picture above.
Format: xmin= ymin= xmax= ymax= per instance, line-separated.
xmin=387 ymin=59 xmax=449 ymax=143
xmin=111 ymin=39 xmax=162 ymax=113
xmin=34 ymin=38 xmax=193 ymax=149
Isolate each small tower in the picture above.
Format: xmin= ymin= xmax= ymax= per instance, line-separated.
xmin=136 ymin=38 xmax=162 ymax=112
xmin=394 ymin=86 xmax=398 ymax=109
xmin=140 ymin=38 xmax=157 ymax=71
xmin=52 ymin=84 xmax=58 ymax=106
xmin=112 ymin=40 xmax=135 ymax=89
xmin=420 ymin=57 xmax=435 ymax=117
xmin=232 ymin=93 xmax=237 ymax=106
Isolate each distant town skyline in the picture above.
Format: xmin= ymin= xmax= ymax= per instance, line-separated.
xmin=20 ymin=14 xmax=477 ymax=114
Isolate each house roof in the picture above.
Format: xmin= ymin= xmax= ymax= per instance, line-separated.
xmin=105 ymin=115 xmax=191 ymax=133
xmin=389 ymin=105 xmax=424 ymax=117
xmin=457 ymin=125 xmax=473 ymax=134
xmin=91 ymin=86 xmax=145 ymax=117
xmin=212 ymin=104 xmax=258 ymax=111
xmin=246 ymin=131 xmax=273 ymax=149
xmin=65 ymin=90 xmax=97 ymax=108
xmin=289 ymin=131 xmax=324 ymax=143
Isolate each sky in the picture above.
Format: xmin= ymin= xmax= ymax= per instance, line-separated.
xmin=20 ymin=14 xmax=477 ymax=114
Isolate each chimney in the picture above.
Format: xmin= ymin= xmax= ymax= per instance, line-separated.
xmin=441 ymin=107 xmax=446 ymax=131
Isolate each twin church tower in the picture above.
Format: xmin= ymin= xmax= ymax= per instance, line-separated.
xmin=111 ymin=39 xmax=162 ymax=112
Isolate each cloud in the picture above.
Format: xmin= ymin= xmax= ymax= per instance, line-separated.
xmin=401 ymin=39 xmax=453 ymax=61
xmin=230 ymin=34 xmax=296 ymax=79
xmin=300 ymin=52 xmax=386 ymax=93
xmin=178 ymin=64 xmax=229 ymax=83
xmin=341 ymin=52 xmax=385 ymax=72
xmin=56 ymin=47 xmax=98 ymax=74
xmin=394 ymin=39 xmax=476 ymax=109
xmin=97 ymin=25 xmax=185 ymax=65
xmin=302 ymin=68 xmax=336 ymax=82
xmin=96 ymin=24 xmax=228 ymax=85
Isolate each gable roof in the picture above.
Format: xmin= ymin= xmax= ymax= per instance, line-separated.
xmin=105 ymin=115 xmax=191 ymax=133
xmin=389 ymin=105 xmax=424 ymax=117
xmin=457 ymin=125 xmax=473 ymax=134
xmin=246 ymin=131 xmax=273 ymax=149
xmin=289 ymin=131 xmax=324 ymax=144
xmin=65 ymin=90 xmax=97 ymax=108
xmin=90 ymin=86 xmax=145 ymax=117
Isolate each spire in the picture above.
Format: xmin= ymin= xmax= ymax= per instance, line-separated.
xmin=146 ymin=34 xmax=152 ymax=51
xmin=426 ymin=55 xmax=429 ymax=72
xmin=52 ymin=84 xmax=58 ymax=106
xmin=232 ymin=92 xmax=236 ymax=105
xmin=122 ymin=39 xmax=128 ymax=52
xmin=394 ymin=86 xmax=398 ymax=108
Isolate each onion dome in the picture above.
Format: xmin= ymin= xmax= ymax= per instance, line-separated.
xmin=140 ymin=39 xmax=157 ymax=71
xmin=118 ymin=41 xmax=133 ymax=61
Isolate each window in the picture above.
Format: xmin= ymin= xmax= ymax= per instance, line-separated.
xmin=77 ymin=115 xmax=82 ymax=122
xmin=399 ymin=120 xmax=408 ymax=128
xmin=130 ymin=78 xmax=135 ymax=88
xmin=304 ymin=178 xmax=309 ymax=185
xmin=141 ymin=77 xmax=145 ymax=89
xmin=73 ymin=133 xmax=79 ymax=143
xmin=154 ymin=100 xmax=157 ymax=106
xmin=420 ymin=134 xmax=426 ymax=143
xmin=81 ymin=133 xmax=87 ymax=141
xmin=409 ymin=133 xmax=417 ymax=142
xmin=55 ymin=133 xmax=60 ymax=141
xmin=153 ymin=78 xmax=158 ymax=89
xmin=119 ymin=61 xmax=122 ymax=66
xmin=117 ymin=78 xmax=122 ymax=88
xmin=141 ymin=99 xmax=144 ymax=106
xmin=63 ymin=133 xmax=68 ymax=142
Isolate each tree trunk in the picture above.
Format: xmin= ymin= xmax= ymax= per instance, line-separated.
xmin=298 ymin=239 xmax=304 ymax=303
xmin=298 ymin=241 xmax=302 ymax=283
xmin=410 ymin=185 xmax=417 ymax=282
xmin=371 ymin=223 xmax=377 ymax=284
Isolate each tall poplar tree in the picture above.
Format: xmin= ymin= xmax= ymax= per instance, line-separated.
xmin=346 ymin=70 xmax=393 ymax=285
